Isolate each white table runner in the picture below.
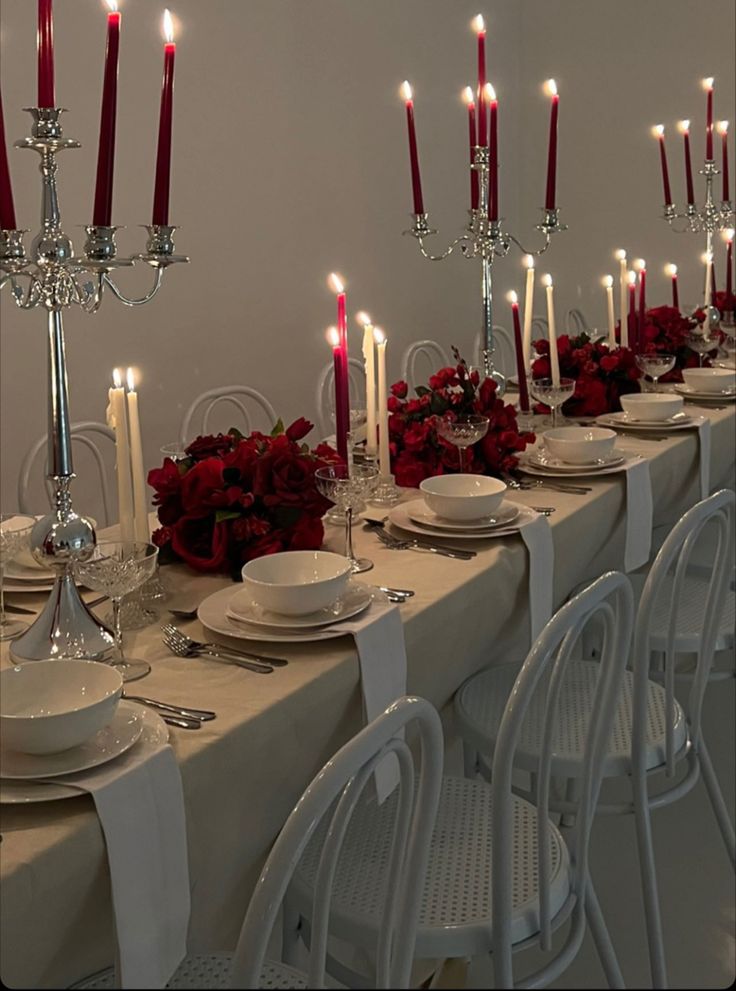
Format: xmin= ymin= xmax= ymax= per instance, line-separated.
xmin=623 ymin=458 xmax=654 ymax=572
xmin=696 ymin=417 xmax=711 ymax=499
xmin=518 ymin=513 xmax=554 ymax=642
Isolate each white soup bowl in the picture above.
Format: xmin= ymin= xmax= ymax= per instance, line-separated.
xmin=419 ymin=474 xmax=506 ymax=521
xmin=681 ymin=367 xmax=736 ymax=394
xmin=619 ymin=393 xmax=683 ymax=421
xmin=544 ymin=426 xmax=617 ymax=465
xmin=241 ymin=550 xmax=352 ymax=616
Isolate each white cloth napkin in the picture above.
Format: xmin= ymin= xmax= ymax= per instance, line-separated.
xmin=52 ymin=728 xmax=190 ymax=989
xmin=623 ymin=458 xmax=654 ymax=572
xmin=696 ymin=417 xmax=711 ymax=499
xmin=518 ymin=513 xmax=554 ymax=642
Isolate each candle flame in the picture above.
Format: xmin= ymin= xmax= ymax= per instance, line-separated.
xmin=677 ymin=119 xmax=690 ymax=134
xmin=400 ymin=80 xmax=413 ymax=103
xmin=126 ymin=367 xmax=138 ymax=392
xmin=652 ymin=124 xmax=665 ymax=138
xmin=507 ymin=290 xmax=518 ymax=305
xmin=326 ymin=326 xmax=340 ymax=348
xmin=328 ymin=272 xmax=345 ymax=294
xmin=634 ymin=258 xmax=646 ymax=272
xmin=603 ymin=275 xmax=614 ymax=288
xmin=627 ymin=271 xmax=637 ymax=286
xmin=717 ymin=120 xmax=729 ymax=134
xmin=722 ymin=228 xmax=734 ymax=243
xmin=112 ymin=367 xmax=123 ymax=388
xmin=702 ymin=76 xmax=714 ymax=91
xmin=462 ymin=85 xmax=475 ymax=107
xmin=524 ymin=254 xmax=535 ymax=269
xmin=485 ymin=82 xmax=496 ymax=102
xmin=544 ymin=79 xmax=558 ymax=98
xmin=665 ymin=263 xmax=678 ymax=277
xmin=542 ymin=273 xmax=553 ymax=288
xmin=163 ymin=9 xmax=174 ymax=43
xmin=373 ymin=327 xmax=386 ymax=345
xmin=471 ymin=14 xmax=485 ymax=35
xmin=614 ymin=249 xmax=627 ymax=261
xmin=105 ymin=0 xmax=118 ymax=12
xmin=356 ymin=311 xmax=372 ymax=327
xmin=702 ymin=251 xmax=713 ymax=264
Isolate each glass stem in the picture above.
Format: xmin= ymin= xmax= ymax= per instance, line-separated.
xmin=458 ymin=447 xmax=466 ymax=473
xmin=111 ymin=597 xmax=125 ymax=664
xmin=344 ymin=507 xmax=355 ymax=563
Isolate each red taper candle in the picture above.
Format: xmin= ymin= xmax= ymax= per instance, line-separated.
xmin=704 ymin=77 xmax=714 ymax=160
xmin=327 ymin=327 xmax=349 ymax=464
xmin=463 ymin=87 xmax=479 ymax=210
xmin=679 ymin=121 xmax=695 ymax=205
xmin=401 ymin=81 xmax=424 ymax=215
xmin=152 ymin=10 xmax=176 ymax=226
xmin=473 ymin=15 xmax=487 ymax=147
xmin=725 ymin=233 xmax=733 ymax=298
xmin=508 ymin=292 xmax=530 ymax=413
xmin=635 ymin=261 xmax=646 ymax=344
xmin=710 ymin=259 xmax=717 ymax=303
xmin=93 ymin=2 xmax=121 ymax=227
xmin=0 ymin=88 xmax=17 ymax=230
xmin=717 ymin=121 xmax=729 ymax=201
xmin=665 ymin=264 xmax=679 ymax=310
xmin=488 ymin=84 xmax=499 ymax=222
xmin=627 ymin=272 xmax=637 ymax=351
xmin=329 ymin=274 xmax=350 ymax=463
xmin=544 ymin=80 xmax=559 ymax=211
xmin=37 ymin=0 xmax=55 ymax=108
xmin=652 ymin=125 xmax=673 ymax=206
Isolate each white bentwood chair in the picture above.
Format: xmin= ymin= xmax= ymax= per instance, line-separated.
xmin=18 ymin=421 xmax=116 ymax=526
xmin=455 ymin=489 xmax=735 ymax=989
xmin=179 ymin=387 xmax=277 ymax=446
xmin=283 ymin=572 xmax=634 ymax=989
xmin=73 ymin=696 xmax=443 ymax=990
xmin=473 ymin=325 xmax=516 ymax=380
xmin=399 ymin=340 xmax=449 ymax=390
xmin=565 ymin=308 xmax=591 ymax=335
xmin=315 ymin=357 xmax=366 ymax=438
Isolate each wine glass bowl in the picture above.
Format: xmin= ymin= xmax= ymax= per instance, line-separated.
xmin=635 ymin=353 xmax=675 ymax=391
xmin=0 ymin=514 xmax=36 ymax=640
xmin=315 ymin=464 xmax=379 ymax=573
xmin=435 ymin=414 xmax=490 ymax=472
xmin=686 ymin=329 xmax=720 ymax=367
xmin=529 ymin=377 xmax=576 ymax=429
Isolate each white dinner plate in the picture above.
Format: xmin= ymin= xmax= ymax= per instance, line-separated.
xmin=527 ymin=450 xmax=625 ymax=473
xmin=2 ymin=580 xmax=55 ymax=594
xmin=674 ymin=383 xmax=736 ymax=402
xmin=596 ymin=412 xmax=702 ymax=432
xmin=0 ymin=706 xmax=168 ymax=804
xmin=199 ymin=586 xmax=374 ymax=643
xmin=3 ymin=560 xmax=55 ymax=582
xmin=227 ymin=580 xmax=373 ymax=630
xmin=405 ymin=498 xmax=520 ymax=532
xmin=388 ymin=501 xmax=538 ymax=540
xmin=519 ymin=454 xmax=641 ymax=479
xmin=0 ymin=701 xmax=144 ymax=780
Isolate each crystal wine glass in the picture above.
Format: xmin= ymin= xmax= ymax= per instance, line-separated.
xmin=160 ymin=441 xmax=189 ymax=462
xmin=635 ymin=353 xmax=675 ymax=391
xmin=315 ymin=464 xmax=379 ymax=573
xmin=529 ymin=377 xmax=576 ymax=429
xmin=75 ymin=541 xmax=158 ymax=682
xmin=0 ymin=514 xmax=36 ymax=640
xmin=435 ymin=414 xmax=490 ymax=473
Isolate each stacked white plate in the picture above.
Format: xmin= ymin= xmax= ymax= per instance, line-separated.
xmin=2 ymin=557 xmax=56 ymax=594
xmin=674 ymin=383 xmax=736 ymax=402
xmin=520 ymin=448 xmax=634 ymax=479
xmin=595 ymin=411 xmax=700 ymax=432
xmin=388 ymin=498 xmax=535 ymax=540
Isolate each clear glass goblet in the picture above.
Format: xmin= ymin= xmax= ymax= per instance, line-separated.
xmin=635 ymin=353 xmax=675 ymax=392
xmin=687 ymin=329 xmax=720 ymax=367
xmin=75 ymin=541 xmax=159 ymax=682
xmin=0 ymin=514 xmax=36 ymax=640
xmin=315 ymin=464 xmax=379 ymax=574
xmin=529 ymin=377 xmax=576 ymax=429
xmin=435 ymin=414 xmax=490 ymax=473
xmin=160 ymin=441 xmax=189 ymax=462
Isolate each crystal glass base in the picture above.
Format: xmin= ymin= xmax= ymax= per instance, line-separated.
xmin=105 ymin=593 xmax=157 ymax=632
xmin=111 ymin=658 xmax=151 ymax=682
xmin=350 ymin=557 xmax=374 ymax=574
xmin=369 ymin=475 xmax=401 ymax=506
xmin=0 ymin=617 xmax=29 ymax=641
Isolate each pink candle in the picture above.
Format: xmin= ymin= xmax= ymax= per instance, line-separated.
xmin=488 ymin=85 xmax=499 ymax=222
xmin=704 ymin=77 xmax=714 ymax=160
xmin=0 ymin=89 xmax=17 ymax=230
xmin=329 ymin=274 xmax=350 ymax=462
xmin=652 ymin=125 xmax=673 ymax=206
xmin=37 ymin=0 xmax=55 ymax=108
xmin=544 ymin=80 xmax=559 ymax=211
xmin=93 ymin=3 xmax=121 ymax=227
xmin=717 ymin=122 xmax=729 ymax=201
xmin=152 ymin=11 xmax=176 ymax=226
xmin=401 ymin=82 xmax=424 ymax=215
xmin=665 ymin=264 xmax=679 ymax=309
xmin=473 ymin=16 xmax=487 ymax=147
xmin=463 ymin=87 xmax=479 ymax=210
xmin=508 ymin=292 xmax=530 ymax=413
xmin=679 ymin=121 xmax=695 ymax=206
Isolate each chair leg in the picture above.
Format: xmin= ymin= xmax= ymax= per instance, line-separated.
xmin=560 ymin=777 xmax=580 ymax=829
xmin=698 ymin=739 xmax=736 ymax=868
xmin=463 ymin=742 xmax=479 ymax=779
xmin=585 ymin=878 xmax=625 ymax=989
xmin=281 ymin=894 xmax=302 ymax=966
xmin=632 ymin=779 xmax=668 ymax=989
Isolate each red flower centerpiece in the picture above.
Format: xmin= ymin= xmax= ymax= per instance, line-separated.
xmin=387 ymin=358 xmax=534 ymax=486
xmin=147 ymin=418 xmax=340 ymax=576
xmin=637 ymin=305 xmax=713 ymax=381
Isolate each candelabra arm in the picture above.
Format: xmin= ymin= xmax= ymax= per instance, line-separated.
xmin=0 ymin=270 xmax=43 ymax=308
xmin=415 ymin=232 xmax=474 ymax=261
xmin=506 ymin=229 xmax=552 ymax=257
xmin=101 ymin=265 xmax=165 ymax=306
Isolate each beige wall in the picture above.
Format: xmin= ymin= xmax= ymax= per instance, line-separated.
xmin=1 ymin=0 xmax=734 ymax=512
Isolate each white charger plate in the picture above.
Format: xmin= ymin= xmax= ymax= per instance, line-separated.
xmin=0 ymin=706 xmax=168 ymax=804
xmin=2 ymin=580 xmax=55 ymax=594
xmin=674 ymin=383 xmax=736 ymax=401
xmin=519 ymin=454 xmax=641 ymax=479
xmin=227 ymin=580 xmax=373 ymax=630
xmin=596 ymin=412 xmax=702 ymax=432
xmin=389 ymin=501 xmax=538 ymax=540
xmin=4 ymin=560 xmax=55 ymax=582
xmin=406 ymin=498 xmax=520 ymax=533
xmin=0 ymin=701 xmax=144 ymax=781
xmin=528 ymin=450 xmax=625 ymax=473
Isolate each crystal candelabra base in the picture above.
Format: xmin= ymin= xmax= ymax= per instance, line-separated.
xmin=369 ymin=475 xmax=401 ymax=506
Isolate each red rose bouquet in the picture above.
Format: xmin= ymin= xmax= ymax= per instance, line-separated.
xmin=387 ymin=359 xmax=535 ymax=487
xmin=147 ymin=418 xmax=340 ymax=576
xmin=637 ymin=305 xmax=713 ymax=381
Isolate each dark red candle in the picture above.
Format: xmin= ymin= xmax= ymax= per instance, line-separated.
xmin=473 ymin=15 xmax=487 ymax=147
xmin=718 ymin=122 xmax=729 ymax=201
xmin=636 ymin=262 xmax=646 ymax=342
xmin=488 ymin=85 xmax=498 ymax=221
xmin=329 ymin=274 xmax=350 ymax=463
xmin=37 ymin=0 xmax=54 ymax=108
xmin=665 ymin=264 xmax=679 ymax=310
xmin=0 ymin=89 xmax=17 ymax=230
xmin=544 ymin=80 xmax=559 ymax=211
xmin=710 ymin=259 xmax=717 ymax=303
xmin=401 ymin=82 xmax=424 ymax=215
xmin=93 ymin=3 xmax=121 ymax=227
xmin=627 ymin=273 xmax=637 ymax=351
xmin=680 ymin=121 xmax=695 ymax=205
xmin=152 ymin=11 xmax=176 ymax=226
xmin=463 ymin=87 xmax=479 ymax=210
xmin=328 ymin=328 xmax=349 ymax=463
xmin=704 ymin=77 xmax=714 ymax=159
xmin=509 ymin=292 xmax=530 ymax=413
xmin=653 ymin=125 xmax=673 ymax=206
xmin=725 ymin=234 xmax=733 ymax=298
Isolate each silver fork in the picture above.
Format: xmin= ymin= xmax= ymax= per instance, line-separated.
xmin=371 ymin=526 xmax=475 ymax=560
xmin=162 ymin=623 xmax=289 ymax=667
xmin=162 ymin=626 xmax=275 ymax=674
xmin=505 ymin=476 xmax=592 ymax=495
xmin=122 ymin=692 xmax=217 ymax=721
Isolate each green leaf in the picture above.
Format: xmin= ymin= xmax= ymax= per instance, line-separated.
xmin=430 ymin=393 xmax=449 ymax=415
xmin=270 ymin=418 xmax=285 ymax=437
xmin=215 ymin=509 xmax=242 ymax=523
xmin=415 ymin=386 xmax=430 ymax=398
xmin=228 ymin=426 xmax=245 ymax=442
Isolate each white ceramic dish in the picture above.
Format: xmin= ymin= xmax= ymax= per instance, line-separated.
xmin=520 ymin=455 xmax=641 ymax=479
xmin=0 ymin=701 xmax=143 ymax=779
xmin=3 ymin=560 xmax=56 ymax=581
xmin=543 ymin=426 xmax=617 ymax=464
xmin=407 ymin=499 xmax=520 ymax=532
xmin=228 ymin=580 xmax=373 ymax=629
xmin=619 ymin=393 xmax=684 ymax=422
xmin=527 ymin=450 xmax=625 ymax=473
xmin=1 ymin=661 xmax=122 ymax=755
xmin=681 ymin=367 xmax=736 ymax=394
xmin=419 ymin=474 xmax=506 ymax=521
xmin=596 ymin=412 xmax=700 ymax=432
xmin=1 ymin=580 xmax=55 ymax=594
xmin=389 ymin=501 xmax=537 ymax=540
xmin=241 ymin=550 xmax=351 ymax=617
xmin=0 ymin=706 xmax=168 ymax=804
xmin=674 ymin=383 xmax=736 ymax=401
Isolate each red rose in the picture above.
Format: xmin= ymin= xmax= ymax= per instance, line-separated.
xmin=185 ymin=433 xmax=234 ymax=461
xmin=287 ymin=514 xmax=324 ymax=550
xmin=241 ymin=531 xmax=287 ymax=562
xmin=171 ymin=516 xmax=229 ymax=572
xmin=391 ymin=380 xmax=409 ymax=399
xmin=285 ymin=417 xmax=313 ymax=442
xmin=393 ymin=451 xmax=434 ymax=488
xmin=180 ymin=457 xmax=227 ymax=516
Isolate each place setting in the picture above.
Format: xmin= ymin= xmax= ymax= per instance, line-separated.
xmin=673 ymin=367 xmax=736 ymax=402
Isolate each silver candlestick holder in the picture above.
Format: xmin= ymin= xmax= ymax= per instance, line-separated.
xmin=0 ymin=107 xmax=188 ymax=663
xmin=404 ymin=144 xmax=566 ymax=394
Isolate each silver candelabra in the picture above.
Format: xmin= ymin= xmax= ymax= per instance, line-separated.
xmin=404 ymin=144 xmax=566 ymax=393
xmin=0 ymin=107 xmax=187 ymax=663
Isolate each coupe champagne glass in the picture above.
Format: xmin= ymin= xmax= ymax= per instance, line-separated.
xmin=75 ymin=541 xmax=158 ymax=682
xmin=0 ymin=514 xmax=36 ymax=640
xmin=435 ymin=414 xmax=489 ymax=472
xmin=315 ymin=464 xmax=379 ymax=573
xmin=635 ymin=353 xmax=675 ymax=391
xmin=529 ymin=377 xmax=576 ymax=429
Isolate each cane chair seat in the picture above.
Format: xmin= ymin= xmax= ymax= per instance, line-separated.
xmin=72 ymin=957 xmax=308 ymax=989
xmin=649 ymin=569 xmax=735 ymax=654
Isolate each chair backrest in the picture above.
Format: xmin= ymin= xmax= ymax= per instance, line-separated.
xmin=631 ymin=489 xmax=735 ymax=777
xmin=565 ymin=308 xmax=590 ymax=335
xmin=315 ymin=357 xmax=366 ymax=437
xmin=473 ymin=325 xmax=516 ymax=379
xmin=399 ymin=340 xmax=449 ymax=390
xmin=491 ymin=571 xmax=634 ymax=988
xmin=17 ymin=422 xmax=116 ymax=527
xmin=230 ymin=696 xmax=443 ymax=989
xmin=179 ymin=387 xmax=277 ymax=446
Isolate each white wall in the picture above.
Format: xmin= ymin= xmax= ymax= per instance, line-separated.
xmin=1 ymin=0 xmax=733 ymax=512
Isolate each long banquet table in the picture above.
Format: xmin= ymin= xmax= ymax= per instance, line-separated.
xmin=1 ymin=404 xmax=734 ymax=989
